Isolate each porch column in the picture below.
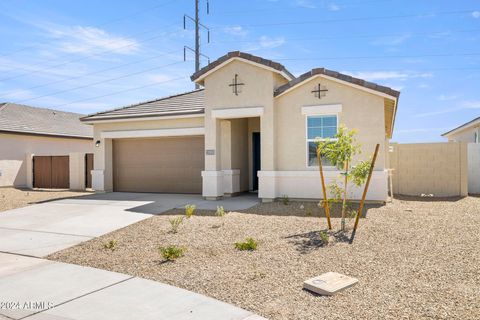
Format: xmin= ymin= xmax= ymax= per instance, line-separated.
xmin=202 ymin=115 xmax=224 ymax=199
xmin=258 ymin=107 xmax=276 ymax=201
xmin=91 ymin=136 xmax=112 ymax=192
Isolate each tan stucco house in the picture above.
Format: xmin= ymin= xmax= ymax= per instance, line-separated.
xmin=0 ymin=103 xmax=93 ymax=187
xmin=442 ymin=116 xmax=480 ymax=143
xmin=82 ymin=51 xmax=400 ymax=201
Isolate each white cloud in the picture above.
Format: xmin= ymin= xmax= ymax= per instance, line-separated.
xmin=372 ymin=34 xmax=411 ymax=46
xmin=472 ymin=11 xmax=480 ymax=18
xmin=328 ymin=3 xmax=341 ymax=11
xmin=437 ymin=94 xmax=459 ymax=101
xmin=415 ymin=100 xmax=480 ymax=118
xmin=295 ymin=0 xmax=316 ymax=8
xmin=223 ymin=26 xmax=248 ymax=37
xmin=48 ymin=25 xmax=140 ymax=55
xmin=342 ymin=70 xmax=432 ymax=81
xmin=258 ymin=36 xmax=286 ymax=49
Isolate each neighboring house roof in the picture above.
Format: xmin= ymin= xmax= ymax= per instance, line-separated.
xmin=0 ymin=103 xmax=92 ymax=139
xmin=81 ymin=89 xmax=205 ymax=122
xmin=274 ymin=68 xmax=401 ymax=99
xmin=191 ymin=51 xmax=295 ymax=83
xmin=442 ymin=116 xmax=480 ymax=137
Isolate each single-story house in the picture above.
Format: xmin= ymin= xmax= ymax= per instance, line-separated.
xmin=81 ymin=51 xmax=400 ymax=201
xmin=442 ymin=116 xmax=480 ymax=143
xmin=0 ymin=103 xmax=93 ymax=188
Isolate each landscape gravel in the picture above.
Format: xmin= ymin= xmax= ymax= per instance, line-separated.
xmin=0 ymin=187 xmax=90 ymax=212
xmin=49 ymin=197 xmax=480 ymax=320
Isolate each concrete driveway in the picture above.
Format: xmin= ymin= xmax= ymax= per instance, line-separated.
xmin=0 ymin=193 xmax=264 ymax=320
xmin=0 ymin=192 xmax=259 ymax=257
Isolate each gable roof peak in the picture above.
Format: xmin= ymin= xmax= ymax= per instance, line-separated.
xmin=191 ymin=51 xmax=294 ymax=83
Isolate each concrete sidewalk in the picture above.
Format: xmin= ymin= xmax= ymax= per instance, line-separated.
xmin=0 ymin=192 xmax=259 ymax=257
xmin=0 ymin=253 xmax=265 ymax=320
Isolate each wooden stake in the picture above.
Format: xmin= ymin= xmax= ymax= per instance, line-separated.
xmin=341 ymin=160 xmax=349 ymax=231
xmin=353 ymin=144 xmax=380 ymax=232
xmin=317 ymin=147 xmax=332 ymax=229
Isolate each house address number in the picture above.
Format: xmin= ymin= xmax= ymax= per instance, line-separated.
xmin=206 ymin=149 xmax=215 ymax=155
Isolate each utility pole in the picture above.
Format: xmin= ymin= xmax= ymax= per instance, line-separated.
xmin=184 ymin=0 xmax=210 ymax=89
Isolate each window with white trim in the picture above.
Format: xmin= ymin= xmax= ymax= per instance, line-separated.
xmin=307 ymin=115 xmax=338 ymax=167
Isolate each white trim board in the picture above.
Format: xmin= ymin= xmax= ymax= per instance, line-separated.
xmin=211 ymin=107 xmax=264 ymax=119
xmin=82 ymin=114 xmax=204 ymax=124
xmin=101 ymin=127 xmax=205 ymax=139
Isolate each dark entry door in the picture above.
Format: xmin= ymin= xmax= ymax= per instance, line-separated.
xmin=85 ymin=153 xmax=94 ymax=189
xmin=252 ymin=132 xmax=261 ymax=191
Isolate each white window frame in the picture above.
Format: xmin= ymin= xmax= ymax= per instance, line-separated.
xmin=305 ymin=114 xmax=339 ymax=169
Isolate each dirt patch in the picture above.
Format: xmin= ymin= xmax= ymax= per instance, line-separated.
xmin=0 ymin=187 xmax=90 ymax=212
xmin=49 ymin=197 xmax=480 ymax=320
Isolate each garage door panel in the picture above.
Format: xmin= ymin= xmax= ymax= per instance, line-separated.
xmin=113 ymin=136 xmax=204 ymax=194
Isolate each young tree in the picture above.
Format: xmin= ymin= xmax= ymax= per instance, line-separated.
xmin=317 ymin=125 xmax=371 ymax=231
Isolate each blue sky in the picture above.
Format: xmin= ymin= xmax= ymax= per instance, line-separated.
xmin=0 ymin=0 xmax=479 ymax=142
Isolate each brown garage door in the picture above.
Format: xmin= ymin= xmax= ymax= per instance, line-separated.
xmin=113 ymin=136 xmax=204 ymax=193
xmin=33 ymin=156 xmax=69 ymax=189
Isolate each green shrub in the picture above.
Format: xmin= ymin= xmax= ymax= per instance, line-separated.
xmin=185 ymin=204 xmax=196 ymax=218
xmin=159 ymin=245 xmax=185 ymax=261
xmin=169 ymin=216 xmax=184 ymax=233
xmin=103 ymin=240 xmax=117 ymax=251
xmin=281 ymin=195 xmax=290 ymax=205
xmin=235 ymin=237 xmax=258 ymax=251
xmin=319 ymin=231 xmax=329 ymax=245
xmin=215 ymin=205 xmax=225 ymax=217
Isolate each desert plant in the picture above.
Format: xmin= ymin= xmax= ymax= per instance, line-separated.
xmin=319 ymin=231 xmax=329 ymax=244
xmin=159 ymin=245 xmax=185 ymax=261
xmin=235 ymin=237 xmax=258 ymax=251
xmin=169 ymin=216 xmax=184 ymax=234
xmin=215 ymin=205 xmax=225 ymax=217
xmin=281 ymin=195 xmax=290 ymax=205
xmin=102 ymin=240 xmax=117 ymax=251
xmin=317 ymin=125 xmax=372 ymax=231
xmin=185 ymin=204 xmax=196 ymax=218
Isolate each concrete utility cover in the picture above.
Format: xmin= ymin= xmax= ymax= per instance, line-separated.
xmin=303 ymin=272 xmax=358 ymax=296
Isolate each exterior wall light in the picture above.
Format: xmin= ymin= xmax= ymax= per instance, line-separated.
xmin=95 ymin=140 xmax=101 ymax=147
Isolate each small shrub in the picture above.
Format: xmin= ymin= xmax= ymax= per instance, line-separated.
xmin=169 ymin=216 xmax=184 ymax=233
xmin=159 ymin=245 xmax=185 ymax=261
xmin=235 ymin=237 xmax=258 ymax=251
xmin=185 ymin=204 xmax=196 ymax=218
xmin=103 ymin=240 xmax=117 ymax=251
xmin=319 ymin=231 xmax=329 ymax=245
xmin=215 ymin=205 xmax=225 ymax=217
xmin=281 ymin=195 xmax=290 ymax=205
xmin=305 ymin=207 xmax=313 ymax=217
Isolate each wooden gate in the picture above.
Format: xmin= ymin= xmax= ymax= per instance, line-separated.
xmin=85 ymin=153 xmax=94 ymax=189
xmin=33 ymin=156 xmax=70 ymax=189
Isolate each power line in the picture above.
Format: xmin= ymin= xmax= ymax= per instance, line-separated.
xmin=0 ymin=0 xmax=181 ymax=58
xmin=0 ymin=23 xmax=181 ymax=82
xmin=49 ymin=76 xmax=189 ymax=110
xmin=0 ymin=50 xmax=180 ymax=95
xmin=273 ymin=52 xmax=480 ymax=62
xmin=13 ymin=60 xmax=187 ymax=104
xmin=210 ymin=28 xmax=480 ymax=44
xmin=211 ymin=9 xmax=477 ymax=29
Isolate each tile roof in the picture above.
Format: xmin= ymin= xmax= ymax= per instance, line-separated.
xmin=274 ymin=68 xmax=401 ymax=98
xmin=81 ymin=89 xmax=205 ymax=122
xmin=442 ymin=116 xmax=480 ymax=137
xmin=0 ymin=103 xmax=92 ymax=139
xmin=191 ymin=51 xmax=294 ymax=82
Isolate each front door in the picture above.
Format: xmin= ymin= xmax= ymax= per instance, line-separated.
xmin=252 ymin=132 xmax=261 ymax=191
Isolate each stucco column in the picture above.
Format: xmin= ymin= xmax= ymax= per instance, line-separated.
xmin=92 ymin=136 xmax=112 ymax=192
xmin=202 ymin=113 xmax=224 ymax=199
xmin=69 ymin=152 xmax=86 ymax=191
xmin=258 ymin=105 xmax=276 ymax=201
xmin=25 ymin=153 xmax=34 ymax=189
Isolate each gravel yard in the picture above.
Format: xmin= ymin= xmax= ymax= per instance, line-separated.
xmin=0 ymin=187 xmax=90 ymax=212
xmin=49 ymin=197 xmax=480 ymax=320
